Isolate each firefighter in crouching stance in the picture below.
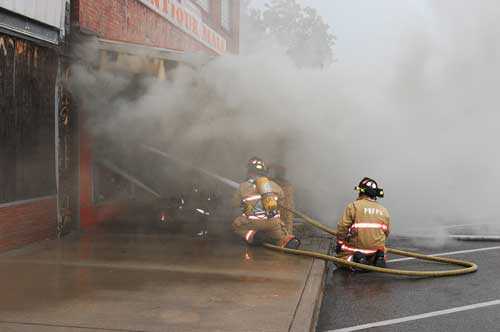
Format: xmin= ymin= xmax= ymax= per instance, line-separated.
xmin=336 ymin=177 xmax=390 ymax=268
xmin=232 ymin=157 xmax=301 ymax=249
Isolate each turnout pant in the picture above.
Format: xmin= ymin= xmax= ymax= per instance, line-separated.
xmin=232 ymin=215 xmax=289 ymax=245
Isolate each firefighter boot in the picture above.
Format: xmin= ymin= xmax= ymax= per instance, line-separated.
xmin=352 ymin=251 xmax=369 ymax=272
xmin=284 ymin=236 xmax=301 ymax=250
xmin=373 ymin=250 xmax=386 ymax=268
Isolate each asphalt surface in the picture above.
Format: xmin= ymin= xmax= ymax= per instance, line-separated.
xmin=317 ymin=237 xmax=500 ymax=332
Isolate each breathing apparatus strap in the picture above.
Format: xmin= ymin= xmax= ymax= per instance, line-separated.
xmin=241 ymin=177 xmax=281 ymax=220
xmin=341 ymin=201 xmax=357 ymax=241
xmin=241 ymin=194 xmax=261 ymax=217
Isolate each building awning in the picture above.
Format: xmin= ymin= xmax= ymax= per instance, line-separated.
xmin=0 ymin=7 xmax=61 ymax=45
xmin=97 ymin=38 xmax=214 ymax=66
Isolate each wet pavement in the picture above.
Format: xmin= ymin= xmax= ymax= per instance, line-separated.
xmin=0 ymin=214 xmax=327 ymax=332
xmin=317 ymin=237 xmax=500 ymax=332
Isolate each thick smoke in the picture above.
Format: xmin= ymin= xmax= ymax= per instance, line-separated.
xmin=70 ymin=1 xmax=500 ymax=237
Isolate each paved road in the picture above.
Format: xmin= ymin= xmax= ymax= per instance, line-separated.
xmin=317 ymin=237 xmax=500 ymax=332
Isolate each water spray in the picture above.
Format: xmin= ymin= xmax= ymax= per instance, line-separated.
xmin=97 ymin=159 xmax=161 ymax=197
xmin=142 ymin=145 xmax=240 ymax=189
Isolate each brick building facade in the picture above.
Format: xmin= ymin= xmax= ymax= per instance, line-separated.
xmin=0 ymin=1 xmax=69 ymax=252
xmin=73 ymin=0 xmax=241 ymax=228
xmin=0 ymin=0 xmax=240 ymax=252
xmin=0 ymin=198 xmax=57 ymax=252
xmin=74 ymin=0 xmax=239 ymax=54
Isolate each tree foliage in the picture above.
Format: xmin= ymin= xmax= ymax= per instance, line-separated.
xmin=242 ymin=0 xmax=335 ymax=68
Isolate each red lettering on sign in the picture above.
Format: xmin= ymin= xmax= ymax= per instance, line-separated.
xmin=183 ymin=12 xmax=191 ymax=30
xmin=162 ymin=0 xmax=171 ymax=15
xmin=174 ymin=5 xmax=184 ymax=23
xmin=191 ymin=19 xmax=199 ymax=36
xmin=151 ymin=0 xmax=160 ymax=9
xmin=138 ymin=0 xmax=226 ymax=54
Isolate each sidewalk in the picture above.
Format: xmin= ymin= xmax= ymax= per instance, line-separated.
xmin=0 ymin=215 xmax=329 ymax=332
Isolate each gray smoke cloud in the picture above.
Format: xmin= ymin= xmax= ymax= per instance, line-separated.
xmin=70 ymin=0 xmax=500 ymax=238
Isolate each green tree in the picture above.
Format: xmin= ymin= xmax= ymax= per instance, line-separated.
xmin=241 ymin=0 xmax=335 ymax=68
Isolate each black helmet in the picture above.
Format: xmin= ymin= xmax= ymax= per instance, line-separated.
xmin=355 ymin=177 xmax=384 ymax=199
xmin=247 ymin=156 xmax=268 ymax=176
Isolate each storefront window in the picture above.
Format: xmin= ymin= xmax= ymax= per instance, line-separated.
xmin=0 ymin=34 xmax=57 ymax=204
xmin=221 ymin=0 xmax=231 ymax=31
xmin=194 ymin=0 xmax=210 ymax=12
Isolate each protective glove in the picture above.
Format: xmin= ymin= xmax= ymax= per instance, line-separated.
xmin=335 ymin=240 xmax=343 ymax=254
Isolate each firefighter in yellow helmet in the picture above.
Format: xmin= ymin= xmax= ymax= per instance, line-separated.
xmin=336 ymin=177 xmax=391 ymax=268
xmin=232 ymin=157 xmax=301 ymax=249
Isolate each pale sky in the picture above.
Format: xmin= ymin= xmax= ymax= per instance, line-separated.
xmin=250 ymin=0 xmax=433 ymax=66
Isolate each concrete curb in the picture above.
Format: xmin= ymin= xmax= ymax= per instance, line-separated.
xmin=289 ymin=258 xmax=327 ymax=332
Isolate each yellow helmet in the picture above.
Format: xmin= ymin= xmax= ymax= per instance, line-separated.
xmin=247 ymin=156 xmax=268 ymax=176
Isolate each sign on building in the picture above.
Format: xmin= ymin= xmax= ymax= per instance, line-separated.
xmin=138 ymin=0 xmax=227 ymax=54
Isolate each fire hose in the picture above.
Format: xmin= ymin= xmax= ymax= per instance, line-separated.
xmin=264 ymin=206 xmax=478 ymax=277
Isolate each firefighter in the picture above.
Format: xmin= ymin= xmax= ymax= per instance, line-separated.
xmin=232 ymin=157 xmax=301 ymax=249
xmin=336 ymin=177 xmax=390 ymax=268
